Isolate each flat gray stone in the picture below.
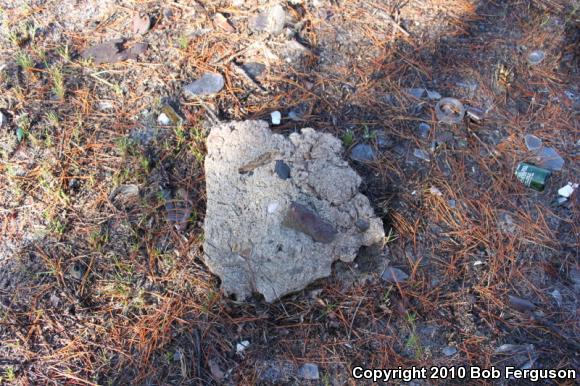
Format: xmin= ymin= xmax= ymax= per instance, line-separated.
xmin=350 ymin=144 xmax=375 ymax=162
xmin=249 ymin=4 xmax=286 ymax=35
xmin=298 ymin=363 xmax=320 ymax=380
xmin=183 ymin=72 xmax=225 ymax=97
xmin=203 ymin=121 xmax=385 ymax=302
xmin=381 ymin=267 xmax=409 ymax=283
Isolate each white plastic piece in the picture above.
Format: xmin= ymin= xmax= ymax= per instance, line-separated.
xmin=270 ymin=111 xmax=282 ymax=125
xmin=236 ymin=340 xmax=250 ymax=354
xmin=429 ymin=186 xmax=443 ymax=196
xmin=558 ymin=182 xmax=578 ymax=198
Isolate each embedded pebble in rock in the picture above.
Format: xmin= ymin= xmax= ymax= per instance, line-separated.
xmin=283 ymin=202 xmax=337 ymax=243
xmin=0 ymin=112 xmax=5 ymax=127
xmin=298 ymin=363 xmax=320 ymax=380
xmin=183 ymin=72 xmax=225 ymax=97
xmin=249 ymin=4 xmax=286 ymax=35
xmin=267 ymin=202 xmax=279 ymax=213
xmin=203 ymin=120 xmax=385 ymax=302
xmin=381 ymin=267 xmax=409 ymax=283
xmin=355 ymin=218 xmax=370 ymax=231
xmin=274 ymin=160 xmax=291 ymax=179
xmin=350 ymin=144 xmax=375 ymax=162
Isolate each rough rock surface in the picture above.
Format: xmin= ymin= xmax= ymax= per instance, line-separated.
xmin=203 ymin=120 xmax=384 ymax=302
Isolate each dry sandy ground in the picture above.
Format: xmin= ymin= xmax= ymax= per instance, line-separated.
xmin=0 ymin=0 xmax=578 ymax=384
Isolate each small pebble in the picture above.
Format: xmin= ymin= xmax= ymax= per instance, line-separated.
xmin=426 ymin=90 xmax=442 ymax=100
xmin=298 ymin=363 xmax=320 ymax=380
xmin=132 ymin=14 xmax=152 ymax=35
xmin=241 ymin=62 xmax=266 ymax=79
xmin=406 ymin=88 xmax=425 ymax=99
xmin=350 ymin=144 xmax=375 ymax=162
xmin=524 ymin=134 xmax=542 ymax=152
xmin=381 ymin=267 xmax=409 ymax=283
xmin=249 ymin=4 xmax=286 ymax=35
xmin=417 ymin=122 xmax=430 ymax=138
xmin=183 ymin=72 xmax=225 ymax=97
xmin=550 ymin=289 xmax=562 ymax=306
xmin=442 ymin=347 xmax=457 ymax=356
xmin=413 ymin=148 xmax=430 ymax=161
xmin=236 ymin=340 xmax=250 ymax=354
xmin=0 ymin=112 xmax=5 ymax=127
xmin=271 ymin=111 xmax=282 ymax=125
xmin=508 ymin=295 xmax=536 ymax=312
xmin=157 ymin=113 xmax=171 ymax=125
xmin=527 ymin=50 xmax=545 ymax=65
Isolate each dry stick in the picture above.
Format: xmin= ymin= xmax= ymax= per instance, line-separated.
xmin=347 ymin=296 xmax=364 ymax=340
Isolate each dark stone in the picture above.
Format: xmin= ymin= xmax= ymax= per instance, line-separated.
xmin=241 ymin=62 xmax=266 ymax=79
xmin=381 ymin=267 xmax=409 ymax=283
xmin=81 ymin=39 xmax=148 ymax=64
xmin=350 ymin=144 xmax=375 ymax=162
xmin=355 ymin=218 xmax=370 ymax=231
xmin=508 ymin=295 xmax=536 ymax=312
xmin=282 ymin=202 xmax=337 ymax=243
xmin=274 ymin=160 xmax=291 ymax=179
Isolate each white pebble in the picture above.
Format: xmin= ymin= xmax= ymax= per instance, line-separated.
xmin=236 ymin=340 xmax=250 ymax=354
xmin=157 ymin=113 xmax=171 ymax=125
xmin=267 ymin=202 xmax=279 ymax=213
xmin=270 ymin=111 xmax=282 ymax=125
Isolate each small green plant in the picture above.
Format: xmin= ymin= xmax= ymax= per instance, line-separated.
xmin=174 ymin=124 xmax=187 ymax=146
xmin=362 ymin=124 xmax=376 ymax=141
xmin=8 ymin=21 xmax=36 ymax=47
xmin=404 ymin=312 xmax=424 ymax=359
xmin=177 ymin=35 xmax=189 ymax=50
xmin=342 ymin=130 xmax=354 ymax=147
xmin=48 ymin=65 xmax=65 ymax=99
xmin=383 ymin=228 xmax=398 ymax=246
xmin=57 ymin=44 xmax=71 ymax=62
xmin=45 ymin=111 xmax=60 ymax=127
xmin=2 ymin=365 xmax=16 ymax=382
xmin=15 ymin=51 xmax=34 ymax=70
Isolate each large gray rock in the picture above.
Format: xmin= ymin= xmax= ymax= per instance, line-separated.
xmin=203 ymin=120 xmax=384 ymax=302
